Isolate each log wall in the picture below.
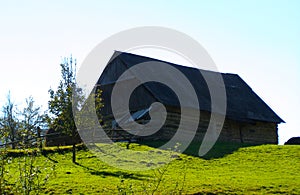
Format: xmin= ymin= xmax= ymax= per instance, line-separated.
xmin=100 ymin=108 xmax=278 ymax=144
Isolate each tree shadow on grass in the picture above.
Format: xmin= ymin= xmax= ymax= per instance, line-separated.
xmin=42 ymin=152 xmax=59 ymax=163
xmin=74 ymin=161 xmax=148 ymax=180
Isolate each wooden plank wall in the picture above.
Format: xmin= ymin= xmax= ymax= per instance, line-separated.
xmin=99 ymin=109 xmax=278 ymax=144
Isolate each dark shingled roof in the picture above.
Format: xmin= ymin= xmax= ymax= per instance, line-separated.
xmin=97 ymin=51 xmax=284 ymax=124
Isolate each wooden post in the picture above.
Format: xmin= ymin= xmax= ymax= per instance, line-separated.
xmin=239 ymin=125 xmax=244 ymax=143
xmin=37 ymin=126 xmax=42 ymax=150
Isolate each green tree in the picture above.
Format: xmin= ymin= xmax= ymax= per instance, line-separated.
xmin=74 ymin=88 xmax=103 ymax=143
xmin=48 ymin=56 xmax=104 ymax=163
xmin=48 ymin=56 xmax=82 ymax=163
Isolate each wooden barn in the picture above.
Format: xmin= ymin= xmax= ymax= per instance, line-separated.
xmin=95 ymin=51 xmax=284 ymax=144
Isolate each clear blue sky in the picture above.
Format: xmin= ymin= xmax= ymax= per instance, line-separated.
xmin=0 ymin=0 xmax=299 ymax=144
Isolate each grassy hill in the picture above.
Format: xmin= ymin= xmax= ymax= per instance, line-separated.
xmin=2 ymin=143 xmax=300 ymax=194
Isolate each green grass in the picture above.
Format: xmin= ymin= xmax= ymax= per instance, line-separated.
xmin=3 ymin=143 xmax=300 ymax=194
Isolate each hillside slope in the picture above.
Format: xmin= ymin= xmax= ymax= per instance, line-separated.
xmin=5 ymin=144 xmax=300 ymax=194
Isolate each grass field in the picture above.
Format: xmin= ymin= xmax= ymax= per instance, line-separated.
xmin=2 ymin=143 xmax=300 ymax=194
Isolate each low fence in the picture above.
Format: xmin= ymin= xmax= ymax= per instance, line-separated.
xmin=0 ymin=132 xmax=61 ymax=148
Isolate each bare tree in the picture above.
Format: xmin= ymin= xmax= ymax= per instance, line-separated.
xmin=19 ymin=96 xmax=46 ymax=148
xmin=0 ymin=92 xmax=19 ymax=149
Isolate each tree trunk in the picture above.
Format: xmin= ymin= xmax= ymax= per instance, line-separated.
xmin=11 ymin=134 xmax=15 ymax=149
xmin=72 ymin=143 xmax=76 ymax=163
xmin=72 ymin=128 xmax=76 ymax=163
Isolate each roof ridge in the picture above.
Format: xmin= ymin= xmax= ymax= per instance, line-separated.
xmin=114 ymin=51 xmax=234 ymax=75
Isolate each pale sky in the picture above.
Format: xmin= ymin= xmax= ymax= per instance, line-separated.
xmin=0 ymin=0 xmax=299 ymax=144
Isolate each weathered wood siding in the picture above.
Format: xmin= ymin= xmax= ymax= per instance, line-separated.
xmin=100 ymin=108 xmax=278 ymax=144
